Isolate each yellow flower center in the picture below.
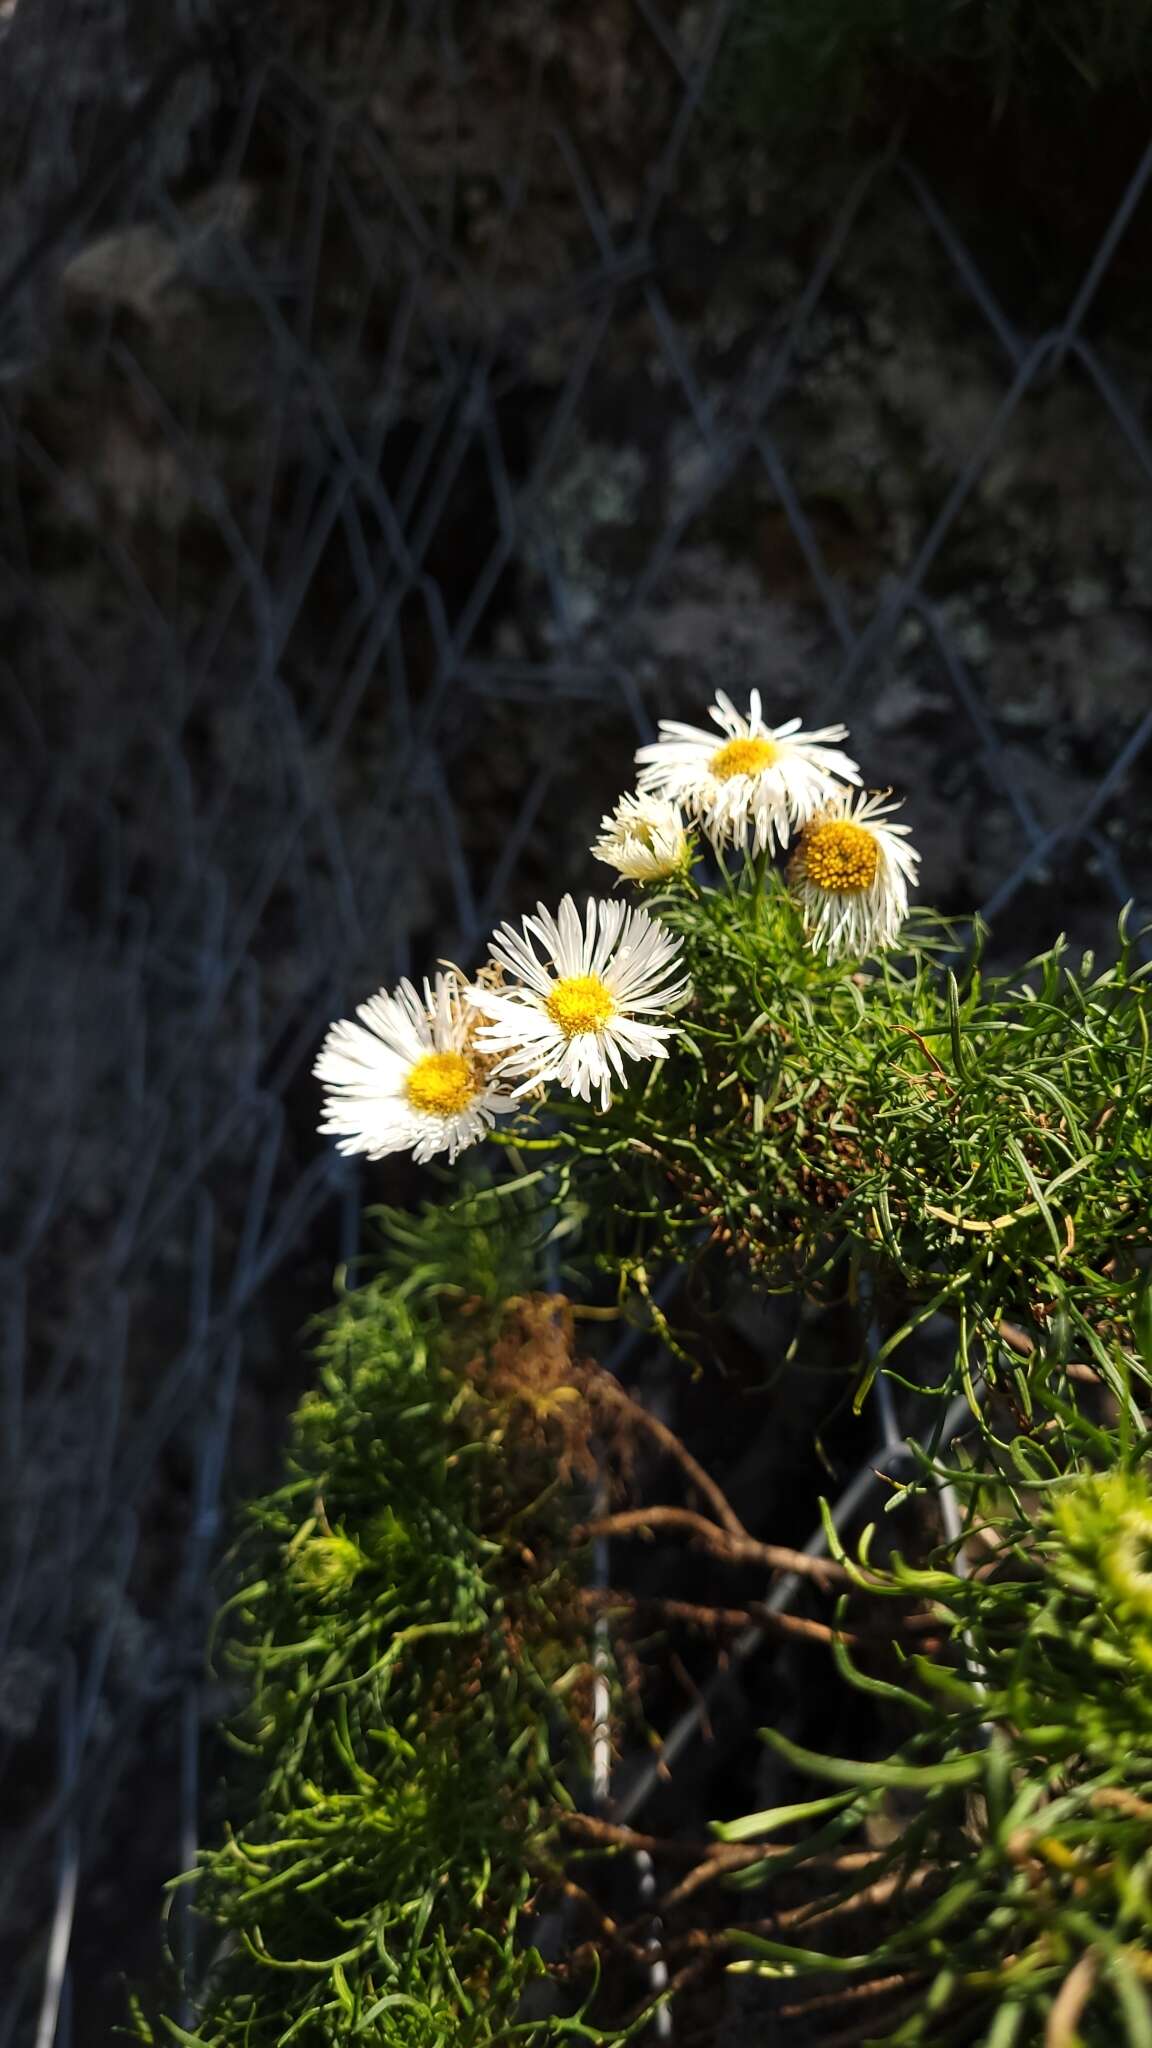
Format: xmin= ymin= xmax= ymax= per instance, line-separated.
xmin=709 ymin=736 xmax=779 ymax=781
xmin=545 ymin=973 xmax=616 ymax=1037
xmin=800 ymin=819 xmax=879 ymax=895
xmin=405 ymin=1050 xmax=478 ymax=1117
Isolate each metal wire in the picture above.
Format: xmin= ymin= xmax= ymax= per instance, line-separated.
xmin=2 ymin=1 xmax=1152 ymax=2037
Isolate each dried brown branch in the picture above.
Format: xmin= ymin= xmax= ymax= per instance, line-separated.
xmin=998 ymin=1318 xmax=1101 ymax=1384
xmin=559 ymin=1810 xmax=882 ymax=1920
xmin=668 ymin=1650 xmax=714 ymax=1740
xmin=775 ymin=1862 xmax=937 ymax=1935
xmin=583 ymin=1589 xmax=751 ymax=1630
xmin=585 ymin=1587 xmax=943 ymax=1652
xmin=1046 ymin=1951 xmax=1099 ymax=2048
xmin=654 ymin=1851 xmax=836 ymax=1913
xmin=660 ymin=1874 xmax=937 ymax=1954
xmin=893 ymin=1024 xmax=958 ymax=1096
xmin=775 ymin=1973 xmax=921 ymax=2024
xmin=572 ymin=1909 xmax=926 ymax=1976
xmin=800 ymin=1986 xmax=932 ymax=2048
xmin=583 ymin=1587 xmax=863 ymax=1646
xmin=658 ymin=1858 xmax=753 ymax=1911
xmin=551 ymin=1878 xmax=621 ymax=1941
xmin=590 ymin=1370 xmax=746 ymax=1536
xmin=1090 ymin=1786 xmax=1152 ymax=1822
xmin=572 ymin=1504 xmax=852 ymax=1587
xmin=558 ymin=1812 xmax=783 ymax=1867
xmin=559 ymin=1810 xmax=876 ymax=1870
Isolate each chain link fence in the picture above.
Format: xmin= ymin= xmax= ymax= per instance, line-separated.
xmin=4 ymin=1 xmax=1152 ymax=2039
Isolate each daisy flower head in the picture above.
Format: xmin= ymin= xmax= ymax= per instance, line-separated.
xmin=592 ymin=791 xmax=692 ymax=883
xmin=468 ymin=894 xmax=691 ymax=1112
xmin=635 ymin=689 xmax=860 ymax=856
xmin=789 ymin=789 xmax=919 ymax=962
xmin=315 ymin=971 xmax=513 ymax=1165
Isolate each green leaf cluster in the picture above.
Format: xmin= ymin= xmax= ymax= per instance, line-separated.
xmin=134 ymin=1189 xmax=625 ymax=2048
xmin=531 ymin=874 xmax=1152 ymax=1416
xmin=726 ymin=1459 xmax=1152 ymax=2041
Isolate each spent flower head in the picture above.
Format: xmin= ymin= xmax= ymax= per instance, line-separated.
xmin=467 ymin=893 xmax=690 ymax=1112
xmin=788 ymin=787 xmax=918 ymax=960
xmin=635 ymin=689 xmax=859 ymax=856
xmin=592 ymin=791 xmax=692 ymax=882
xmin=315 ymin=970 xmax=514 ymax=1165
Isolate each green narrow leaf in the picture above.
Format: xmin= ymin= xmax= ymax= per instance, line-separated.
xmin=947 ymin=969 xmax=972 ymax=1080
xmin=1110 ymin=1952 xmax=1152 ymax=2048
xmin=829 ymin=1615 xmax=938 ymax=1719
xmin=726 ymin=1931 xmax=872 ymax=1975
xmin=712 ymin=1789 xmax=856 ymax=1842
xmin=984 ymin=1998 xmax=1027 ymax=2048
xmin=1005 ymin=1135 xmax=1063 ymax=1261
xmin=761 ymin=1726 xmax=984 ymax=1790
xmin=1134 ymin=1272 xmax=1152 ymax=1378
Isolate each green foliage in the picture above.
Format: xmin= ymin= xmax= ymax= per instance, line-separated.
xmin=140 ymin=1191 xmax=624 ymax=2047
xmin=487 ymin=851 xmax=1152 ymax=2038
xmin=155 ymin=799 xmax=1152 ymax=2040
xmin=726 ymin=1459 xmax=1152 ymax=2041
xmin=529 ymin=870 xmax=1152 ymax=1418
xmin=711 ymin=0 xmax=1152 ymax=142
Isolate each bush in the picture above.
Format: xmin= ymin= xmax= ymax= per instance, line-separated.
xmin=133 ymin=1192 xmax=636 ymax=2046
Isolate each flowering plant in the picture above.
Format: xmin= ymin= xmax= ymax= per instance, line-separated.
xmin=316 ymin=693 xmax=1149 ymax=1421
xmin=150 ymin=695 xmax=1152 ymax=2046
xmin=316 ymin=691 xmax=916 ymax=1155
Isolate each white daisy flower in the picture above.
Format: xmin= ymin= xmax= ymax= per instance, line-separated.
xmin=788 ymin=789 xmax=920 ymax=961
xmin=635 ymin=689 xmax=860 ymax=855
xmin=315 ymin=971 xmax=512 ymax=1165
xmin=591 ymin=791 xmax=691 ymax=882
xmin=468 ymin=894 xmax=691 ymax=1112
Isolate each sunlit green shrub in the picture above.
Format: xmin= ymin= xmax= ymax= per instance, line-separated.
xmin=723 ymin=1460 xmax=1152 ymax=2040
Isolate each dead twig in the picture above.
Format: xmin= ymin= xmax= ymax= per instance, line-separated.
xmin=668 ymin=1650 xmax=713 ymax=1740
xmin=775 ymin=1972 xmax=921 ymax=2025
xmin=590 ymin=1370 xmax=746 ymax=1536
xmin=775 ymin=1862 xmax=937 ymax=1936
xmin=585 ymin=1587 xmax=943 ymax=1652
xmin=998 ymin=1319 xmax=1100 ymax=1384
xmin=572 ymin=1504 xmax=852 ymax=1587
xmin=797 ymin=1986 xmax=932 ymax=2048
xmin=558 ymin=1811 xmax=878 ymax=1879
xmin=1046 ymin=1950 xmax=1099 ymax=2048
xmin=893 ymin=1024 xmax=958 ymax=1097
xmin=658 ymin=1848 xmax=883 ymax=1913
xmin=585 ymin=1587 xmax=861 ymax=1647
xmin=559 ymin=1812 xmax=780 ymax=1867
xmin=1089 ymin=1787 xmax=1152 ymax=1822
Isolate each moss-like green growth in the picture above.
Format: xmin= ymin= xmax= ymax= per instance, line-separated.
xmin=133 ymin=1191 xmax=632 ymax=2047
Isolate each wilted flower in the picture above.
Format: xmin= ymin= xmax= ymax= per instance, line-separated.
xmin=789 ymin=789 xmax=918 ymax=960
xmin=592 ymin=791 xmax=691 ymax=882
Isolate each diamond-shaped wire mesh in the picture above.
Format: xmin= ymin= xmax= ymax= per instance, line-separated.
xmin=4 ymin=1 xmax=1152 ymax=2039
